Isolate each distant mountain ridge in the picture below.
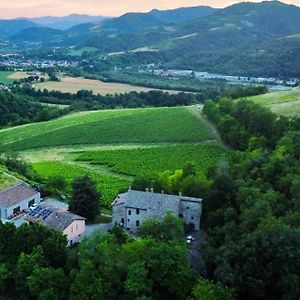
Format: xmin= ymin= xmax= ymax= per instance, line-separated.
xmin=29 ymin=14 xmax=108 ymax=30
xmin=81 ymin=1 xmax=300 ymax=77
xmin=97 ymin=5 xmax=217 ymax=34
xmin=1 ymin=1 xmax=300 ymax=77
xmin=0 ymin=19 xmax=39 ymax=39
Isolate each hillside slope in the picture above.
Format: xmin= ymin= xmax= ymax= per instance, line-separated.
xmin=243 ymin=87 xmax=300 ymax=116
xmin=84 ymin=1 xmax=300 ymax=78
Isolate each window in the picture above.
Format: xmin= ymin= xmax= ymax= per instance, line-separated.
xmin=128 ymin=210 xmax=131 ymax=215
xmin=186 ymin=207 xmax=190 ymax=209
xmin=191 ymin=216 xmax=194 ymax=220
xmin=28 ymin=199 xmax=35 ymax=208
xmin=76 ymin=224 xmax=78 ymax=231
xmin=71 ymin=227 xmax=73 ymax=233
xmin=136 ymin=208 xmax=140 ymax=215
xmin=178 ymin=214 xmax=183 ymax=218
xmin=128 ymin=219 xmax=130 ymax=223
xmin=136 ymin=220 xmax=140 ymax=227
xmin=13 ymin=206 xmax=20 ymax=214
xmin=121 ymin=218 xmax=125 ymax=225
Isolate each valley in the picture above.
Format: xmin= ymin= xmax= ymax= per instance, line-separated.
xmin=0 ymin=2 xmax=300 ymax=300
xmin=34 ymin=76 xmax=182 ymax=95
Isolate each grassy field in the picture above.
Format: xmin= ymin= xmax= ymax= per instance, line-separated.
xmin=0 ymin=106 xmax=226 ymax=209
xmin=69 ymin=47 xmax=98 ymax=56
xmin=34 ymin=76 xmax=178 ymax=95
xmin=243 ymin=87 xmax=300 ymax=116
xmin=0 ymin=172 xmax=16 ymax=190
xmin=0 ymin=71 xmax=28 ymax=84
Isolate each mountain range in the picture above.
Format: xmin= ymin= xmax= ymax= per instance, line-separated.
xmin=0 ymin=1 xmax=300 ymax=77
xmin=29 ymin=14 xmax=108 ymax=30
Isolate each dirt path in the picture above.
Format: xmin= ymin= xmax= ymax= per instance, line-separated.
xmin=186 ymin=106 xmax=230 ymax=150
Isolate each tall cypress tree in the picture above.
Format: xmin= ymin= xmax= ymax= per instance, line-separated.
xmin=69 ymin=175 xmax=100 ymax=220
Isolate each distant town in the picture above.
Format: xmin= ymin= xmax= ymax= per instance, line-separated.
xmin=149 ymin=68 xmax=299 ymax=89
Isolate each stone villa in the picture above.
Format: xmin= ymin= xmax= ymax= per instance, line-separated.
xmin=112 ymin=189 xmax=202 ymax=232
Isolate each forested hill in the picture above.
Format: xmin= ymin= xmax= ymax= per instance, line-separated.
xmin=83 ymin=1 xmax=300 ymax=78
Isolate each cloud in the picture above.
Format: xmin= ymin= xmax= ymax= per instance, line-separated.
xmin=0 ymin=0 xmax=299 ymax=18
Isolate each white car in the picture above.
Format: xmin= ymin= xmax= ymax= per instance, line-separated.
xmin=29 ymin=203 xmax=39 ymax=211
xmin=186 ymin=235 xmax=195 ymax=241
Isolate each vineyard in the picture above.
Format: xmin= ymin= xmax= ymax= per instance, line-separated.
xmin=1 ymin=106 xmax=226 ymax=209
xmin=77 ymin=143 xmax=226 ymax=178
xmin=0 ymin=107 xmax=215 ymax=151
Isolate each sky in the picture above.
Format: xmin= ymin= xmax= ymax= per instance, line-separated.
xmin=0 ymin=0 xmax=299 ymax=18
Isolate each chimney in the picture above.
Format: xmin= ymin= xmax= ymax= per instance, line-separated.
xmin=145 ymin=188 xmax=149 ymax=192
xmin=150 ymin=188 xmax=154 ymax=193
xmin=161 ymin=190 xmax=164 ymax=194
xmin=179 ymin=192 xmax=182 ymax=196
xmin=128 ymin=185 xmax=132 ymax=191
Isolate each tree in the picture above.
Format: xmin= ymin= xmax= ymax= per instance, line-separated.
xmin=0 ymin=263 xmax=9 ymax=296
xmin=214 ymin=218 xmax=300 ymax=300
xmin=16 ymin=246 xmax=45 ymax=298
xmin=46 ymin=175 xmax=66 ymax=192
xmin=69 ymin=175 xmax=100 ymax=220
xmin=27 ymin=267 xmax=69 ymax=300
xmin=138 ymin=212 xmax=184 ymax=242
xmin=189 ymin=279 xmax=235 ymax=300
xmin=181 ymin=175 xmax=210 ymax=198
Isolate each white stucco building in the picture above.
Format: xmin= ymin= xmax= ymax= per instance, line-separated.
xmin=0 ymin=183 xmax=41 ymax=220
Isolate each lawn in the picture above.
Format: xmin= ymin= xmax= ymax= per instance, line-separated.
xmin=243 ymin=87 xmax=300 ymax=116
xmin=34 ymin=76 xmax=177 ymax=95
xmin=0 ymin=107 xmax=216 ymax=151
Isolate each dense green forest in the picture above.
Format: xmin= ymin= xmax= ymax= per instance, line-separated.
xmin=0 ymin=92 xmax=67 ymax=128
xmin=0 ymin=214 xmax=235 ymax=300
xmin=201 ymin=99 xmax=300 ymax=299
xmin=125 ymin=99 xmax=300 ymax=300
xmin=18 ymin=85 xmax=266 ymax=110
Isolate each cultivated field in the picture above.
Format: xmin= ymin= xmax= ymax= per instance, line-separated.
xmin=69 ymin=47 xmax=98 ymax=56
xmin=0 ymin=71 xmax=28 ymax=84
xmin=0 ymin=107 xmax=215 ymax=151
xmin=76 ymin=143 xmax=226 ymax=178
xmin=0 ymin=106 xmax=227 ymax=208
xmin=243 ymin=87 xmax=300 ymax=116
xmin=34 ymin=76 xmax=178 ymax=95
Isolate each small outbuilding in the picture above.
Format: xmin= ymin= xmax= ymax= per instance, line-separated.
xmin=25 ymin=206 xmax=86 ymax=246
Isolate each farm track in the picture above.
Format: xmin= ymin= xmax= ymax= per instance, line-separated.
xmin=186 ymin=106 xmax=230 ymax=150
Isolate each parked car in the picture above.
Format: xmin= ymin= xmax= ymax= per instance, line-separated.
xmin=29 ymin=203 xmax=39 ymax=211
xmin=186 ymin=235 xmax=195 ymax=243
